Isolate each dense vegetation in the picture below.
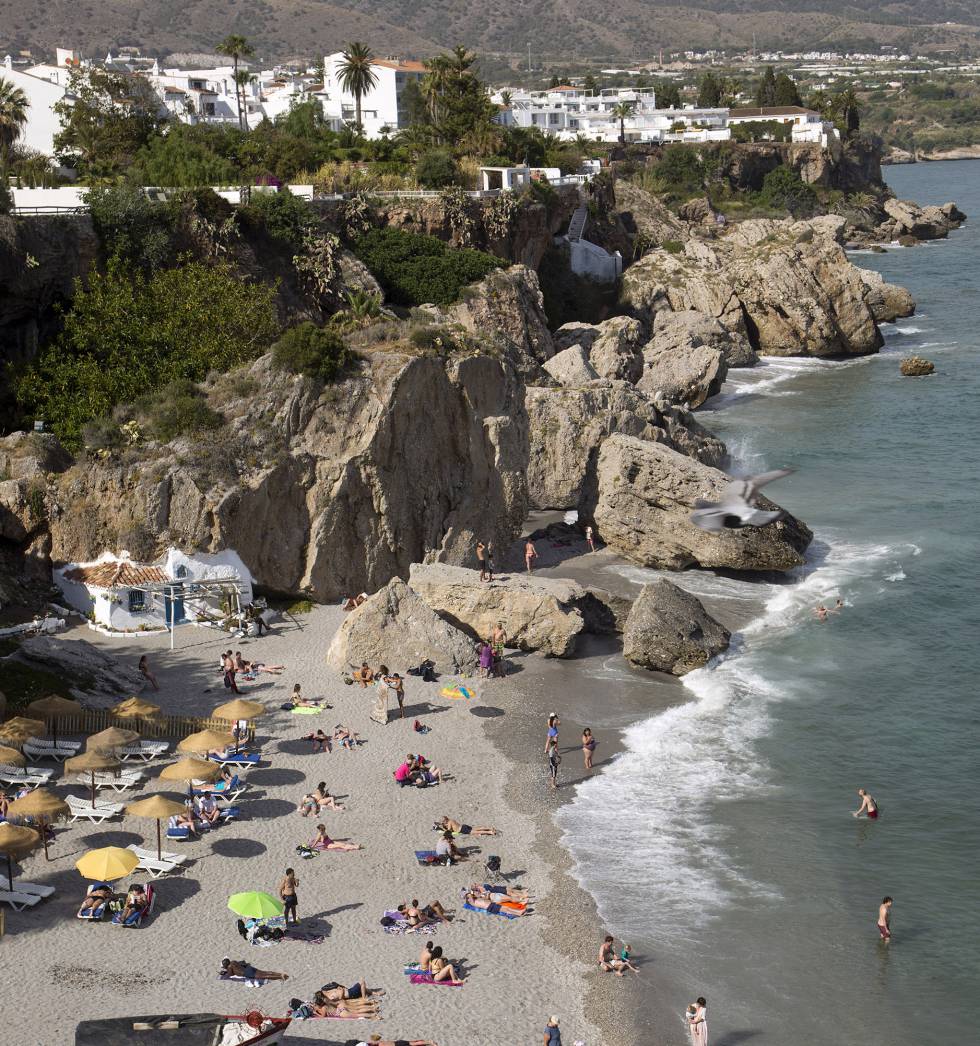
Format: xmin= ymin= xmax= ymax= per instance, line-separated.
xmin=861 ymin=76 xmax=980 ymax=154
xmin=352 ymin=228 xmax=504 ymax=307
xmin=272 ymin=322 xmax=357 ymax=381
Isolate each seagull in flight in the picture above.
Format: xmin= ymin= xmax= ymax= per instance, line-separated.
xmin=690 ymin=469 xmax=794 ymax=532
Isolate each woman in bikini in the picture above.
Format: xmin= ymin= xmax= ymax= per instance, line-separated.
xmin=439 ymin=815 xmax=497 ymax=837
xmin=310 ymin=823 xmax=361 ymax=851
xmin=428 ymin=947 xmax=465 ymax=983
xmin=582 ymin=727 xmax=597 ymax=770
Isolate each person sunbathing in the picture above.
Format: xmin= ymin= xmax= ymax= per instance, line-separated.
xmin=221 ymin=957 xmax=289 ymax=982
xmin=235 ymin=652 xmax=284 ymax=675
xmin=358 ymin=1039 xmax=438 ymax=1046
xmin=439 ymin=816 xmax=497 ymax=837
xmin=318 ymin=978 xmax=385 ymax=1002
xmin=120 ymin=883 xmax=147 ymax=922
xmin=341 ymin=593 xmax=368 ymax=611
xmin=176 ymin=801 xmax=205 ymax=834
xmin=428 ymin=947 xmax=465 ymax=983
xmin=303 ymin=729 xmax=330 ymax=753
xmin=289 ymin=683 xmax=330 ymax=709
xmin=417 ymin=940 xmax=436 ymax=972
xmin=351 ymin=662 xmax=375 ymax=687
xmin=310 ymin=823 xmax=361 ymax=851
xmin=333 ymin=724 xmax=361 ymax=750
xmin=78 ymin=882 xmax=114 ymax=917
xmin=463 ymin=890 xmax=529 ymax=916
xmin=299 ymin=782 xmax=340 ymax=816
xmin=400 ymin=898 xmax=451 ymax=925
xmin=468 ymin=882 xmax=531 ymax=902
xmin=311 ymin=991 xmax=380 ymax=1018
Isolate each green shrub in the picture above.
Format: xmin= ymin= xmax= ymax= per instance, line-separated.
xmin=758 ymin=166 xmax=817 ymax=216
xmin=85 ymin=185 xmax=174 ymax=270
xmin=134 ymin=379 xmax=224 ymax=441
xmin=353 ymin=228 xmax=503 ymax=307
xmin=415 ymin=148 xmax=459 ymax=189
xmin=660 ymin=239 xmax=684 ymax=254
xmin=272 ymin=322 xmax=355 ymax=382
xmin=0 ymin=182 xmax=12 ymax=215
xmin=244 ymin=188 xmax=314 ymax=245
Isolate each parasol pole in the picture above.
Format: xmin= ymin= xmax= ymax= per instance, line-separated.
xmin=40 ymin=817 xmax=50 ymax=861
xmin=156 ymin=819 xmax=162 ymax=862
xmin=5 ymin=853 xmax=12 ymax=892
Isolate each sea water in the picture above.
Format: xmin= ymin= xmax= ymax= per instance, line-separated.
xmin=558 ymin=161 xmax=980 ymax=1045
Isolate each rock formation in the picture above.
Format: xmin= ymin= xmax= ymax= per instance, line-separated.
xmin=325 ymin=577 xmax=478 ymax=674
xmin=408 ymin=563 xmax=586 ymax=657
xmin=587 ymin=316 xmax=646 ymax=383
xmin=622 ymin=579 xmax=730 ymax=675
xmin=13 ymin=635 xmax=146 ymax=704
xmin=542 ymin=345 xmax=599 ymax=385
xmin=526 ymin=383 xmax=725 ymax=510
xmin=581 ymin=435 xmax=811 ymax=572
xmin=637 ymin=311 xmax=737 ymax=407
xmin=857 ymin=270 xmax=916 ymax=323
xmin=900 ymin=357 xmax=935 ymax=376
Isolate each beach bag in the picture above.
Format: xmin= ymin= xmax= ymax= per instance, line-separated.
xmin=486 ymin=855 xmax=501 ymax=873
xmin=413 ymin=719 xmax=428 ymax=734
xmin=342 ymin=673 xmax=354 ymax=685
xmin=295 ymin=844 xmax=317 ymax=860
xmin=379 ymin=915 xmax=397 ymax=927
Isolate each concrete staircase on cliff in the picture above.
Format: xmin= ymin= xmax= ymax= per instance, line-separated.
xmin=566 ymin=203 xmax=589 ymax=242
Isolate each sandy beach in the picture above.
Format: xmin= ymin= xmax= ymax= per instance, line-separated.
xmin=2 ymin=578 xmax=615 ymax=1045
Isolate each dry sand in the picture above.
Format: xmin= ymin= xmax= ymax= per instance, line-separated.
xmin=1 ymin=602 xmax=607 ymax=1046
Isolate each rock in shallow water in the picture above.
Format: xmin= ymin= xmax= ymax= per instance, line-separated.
xmin=622 ymin=579 xmax=730 ymax=675
xmin=900 ymin=357 xmax=935 ymax=377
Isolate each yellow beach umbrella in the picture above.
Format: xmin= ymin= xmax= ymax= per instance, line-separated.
xmin=25 ymin=695 xmax=81 ymax=745
xmin=0 ymin=823 xmax=40 ymax=891
xmin=177 ymin=729 xmax=235 ymax=756
xmin=0 ymin=718 xmax=46 ymax=744
xmin=6 ymin=787 xmax=69 ymax=860
xmin=0 ymin=746 xmax=26 ymax=767
xmin=75 ymin=845 xmax=139 ymax=883
xmin=87 ymin=726 xmax=140 ymax=752
xmin=65 ymin=749 xmax=121 ymax=806
xmin=125 ymin=794 xmax=188 ymax=861
xmin=159 ymin=755 xmax=221 ymax=796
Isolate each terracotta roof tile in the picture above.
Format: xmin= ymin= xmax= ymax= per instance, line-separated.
xmin=64 ymin=561 xmax=169 ymax=589
xmin=372 ymin=59 xmax=426 ymax=73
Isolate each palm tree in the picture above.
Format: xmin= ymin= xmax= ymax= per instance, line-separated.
xmin=421 ymin=54 xmax=451 ymax=125
xmin=836 ymin=87 xmax=861 ymax=137
xmin=216 ymin=34 xmax=255 ymax=130
xmin=0 ymin=77 xmax=29 ymax=171
xmin=610 ymin=101 xmax=635 ymax=144
xmin=500 ymin=90 xmax=513 ymax=108
xmin=234 ymin=69 xmax=257 ymax=131
xmin=337 ymin=42 xmax=379 ymax=133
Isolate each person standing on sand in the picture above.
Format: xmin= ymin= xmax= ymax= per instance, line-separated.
xmin=491 ymin=622 xmax=507 ymax=676
xmin=545 ymin=713 xmax=560 ymax=755
xmin=585 ymin=525 xmax=595 ymax=553
xmin=543 ymin=1015 xmax=562 ymax=1045
xmin=525 ymin=538 xmax=538 ymax=573
xmin=279 ymin=867 xmax=299 ymax=926
xmin=370 ymin=665 xmax=391 ymax=725
xmin=547 ymin=740 xmax=561 ymax=790
xmin=582 ymin=728 xmax=596 ymax=770
xmin=878 ymin=896 xmax=893 ymax=941
xmin=476 ymin=541 xmax=489 ymax=582
xmin=688 ymin=997 xmax=708 ymax=1046
xmin=138 ymin=655 xmax=159 ymax=691
xmin=853 ymin=788 xmax=879 ymax=819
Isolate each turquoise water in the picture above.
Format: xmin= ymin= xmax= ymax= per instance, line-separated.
xmin=559 ymin=161 xmax=980 ymax=1045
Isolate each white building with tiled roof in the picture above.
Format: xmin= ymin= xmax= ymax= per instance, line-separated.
xmin=323 ymin=52 xmax=426 ymax=137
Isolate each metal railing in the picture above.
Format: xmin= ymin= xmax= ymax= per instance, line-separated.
xmin=11 ymin=206 xmax=87 ymax=215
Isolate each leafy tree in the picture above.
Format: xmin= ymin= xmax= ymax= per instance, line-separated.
xmin=774 ymin=73 xmax=803 ymax=107
xmin=758 ymin=165 xmax=816 ymax=215
xmin=216 ymin=35 xmax=255 ymax=131
xmin=17 ymin=260 xmax=278 ymax=447
xmin=85 ymin=185 xmax=173 ymax=270
xmin=415 ymin=148 xmax=459 ymax=187
xmin=420 ymin=46 xmax=497 ymax=147
xmin=243 ymin=187 xmax=314 ymax=245
xmin=337 ymin=42 xmax=379 ymax=131
xmin=755 ymin=66 xmax=778 ymax=107
xmin=399 ymin=78 xmax=429 ymax=128
xmin=276 ymin=98 xmax=327 ymax=138
xmin=697 ymin=72 xmax=724 ymax=108
xmin=54 ymin=67 xmax=162 ymax=180
xmin=272 ymin=322 xmax=355 ymax=382
xmin=657 ymin=81 xmax=681 ymax=110
xmin=129 ymin=123 xmax=237 ymax=186
xmin=0 ymin=77 xmax=29 ymax=169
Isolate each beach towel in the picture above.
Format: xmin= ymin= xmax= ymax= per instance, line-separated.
xmin=408 ymin=973 xmax=464 ymax=987
xmin=439 ymin=684 xmax=473 ymax=700
xmin=291 ymin=706 xmax=323 ymax=716
xmin=464 ymin=901 xmax=522 ymax=919
xmin=285 ymin=929 xmax=325 ymax=944
xmin=217 ymin=974 xmax=268 ymax=987
xmin=382 ymin=911 xmax=437 ymax=936
xmin=415 ymin=850 xmax=450 ymax=866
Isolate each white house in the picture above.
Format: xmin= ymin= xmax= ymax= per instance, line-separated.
xmin=54 ymin=549 xmax=254 ymax=635
xmin=0 ymin=56 xmax=72 ymax=157
xmin=322 ymin=53 xmax=426 ymax=137
xmin=148 ymin=65 xmax=257 ymax=125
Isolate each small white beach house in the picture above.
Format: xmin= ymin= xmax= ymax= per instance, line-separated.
xmin=54 ymin=549 xmax=254 ymax=635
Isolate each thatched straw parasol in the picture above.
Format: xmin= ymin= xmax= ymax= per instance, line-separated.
xmin=159 ymin=755 xmax=221 ymax=796
xmin=0 ymin=822 xmax=40 ymax=890
xmin=87 ymin=726 xmax=140 ymax=752
xmin=177 ymin=729 xmax=235 ymax=757
xmin=0 ymin=718 xmax=46 ymax=744
xmin=125 ymin=794 xmax=188 ymax=861
xmin=0 ymin=745 xmax=26 ymax=768
xmin=5 ymin=787 xmax=69 ymax=860
xmin=25 ymin=695 xmax=81 ymax=744
xmin=65 ymin=749 xmax=122 ymax=806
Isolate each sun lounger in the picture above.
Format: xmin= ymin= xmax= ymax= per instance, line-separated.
xmin=126 ymin=852 xmax=183 ymax=879
xmin=0 ymin=889 xmax=42 ymax=910
xmin=127 ymin=844 xmax=187 ymax=866
xmin=463 ymin=901 xmax=523 ymax=919
xmin=14 ymin=882 xmax=56 ymax=899
xmin=22 ymin=738 xmax=82 ymax=761
xmin=69 ymin=770 xmax=146 ymax=793
xmin=0 ymin=764 xmax=55 ymax=787
xmin=193 ymin=774 xmax=247 ymax=801
xmin=118 ymin=740 xmax=171 ymax=763
xmin=112 ymin=883 xmax=155 ymax=927
xmin=66 ymin=795 xmax=124 ymax=823
xmin=415 ymin=850 xmax=452 ymax=867
xmin=208 ymin=752 xmax=261 ymax=767
xmin=166 ymin=826 xmax=192 ymax=841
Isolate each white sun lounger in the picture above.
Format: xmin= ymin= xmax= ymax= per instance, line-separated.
xmin=69 ymin=770 xmax=146 ymax=793
xmin=125 ymin=850 xmax=183 ymax=879
xmin=13 ymin=882 xmax=56 ymax=899
xmin=127 ymin=844 xmax=188 ymax=866
xmin=0 ymin=764 xmax=55 ymax=787
xmin=22 ymin=738 xmax=82 ymax=762
xmin=0 ymin=890 xmax=41 ymax=910
xmin=66 ymin=795 xmax=124 ymax=822
xmin=118 ymin=740 xmax=171 ymax=763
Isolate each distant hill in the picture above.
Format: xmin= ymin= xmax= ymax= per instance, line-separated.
xmin=3 ymin=0 xmax=980 ymax=67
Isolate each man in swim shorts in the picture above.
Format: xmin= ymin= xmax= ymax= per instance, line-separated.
xmin=878 ymin=897 xmax=893 ymax=940
xmin=853 ymin=788 xmax=879 ymax=819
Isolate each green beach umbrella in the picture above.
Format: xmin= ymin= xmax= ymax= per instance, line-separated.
xmin=227 ymin=891 xmax=284 ymax=920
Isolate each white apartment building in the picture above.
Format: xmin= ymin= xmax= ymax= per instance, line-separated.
xmin=728 ymin=106 xmax=839 ymax=146
xmin=0 ymin=55 xmax=72 ymax=156
xmin=498 ymin=86 xmax=730 ymax=144
xmin=322 ymin=53 xmax=425 ymax=137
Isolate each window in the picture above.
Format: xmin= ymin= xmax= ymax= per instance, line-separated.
xmin=204 ymin=102 xmax=215 ymax=116
xmin=128 ymin=590 xmax=146 ymax=614
xmin=175 ymin=565 xmax=188 ymax=579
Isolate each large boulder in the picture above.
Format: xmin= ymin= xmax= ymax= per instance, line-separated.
xmin=581 ymin=435 xmax=811 ymax=572
xmin=622 ymin=579 xmax=730 ymax=675
xmin=883 ymin=198 xmax=949 ymax=240
xmin=588 ymin=316 xmax=645 ymax=383
xmin=579 ymin=588 xmax=633 ymax=634
xmin=325 ymin=577 xmax=478 ymax=674
xmin=526 ymin=383 xmax=725 ymax=510
xmin=857 ymin=269 xmax=916 ymax=323
xmin=543 ymin=345 xmax=599 ymax=385
xmin=14 ymin=635 xmax=146 ymax=704
xmin=409 ymin=563 xmax=585 ymax=657
xmin=637 ymin=311 xmax=732 ymax=407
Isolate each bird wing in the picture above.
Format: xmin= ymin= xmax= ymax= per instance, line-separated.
xmin=744 ymin=468 xmax=794 ymax=499
xmin=689 ymin=505 xmax=729 ymax=532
